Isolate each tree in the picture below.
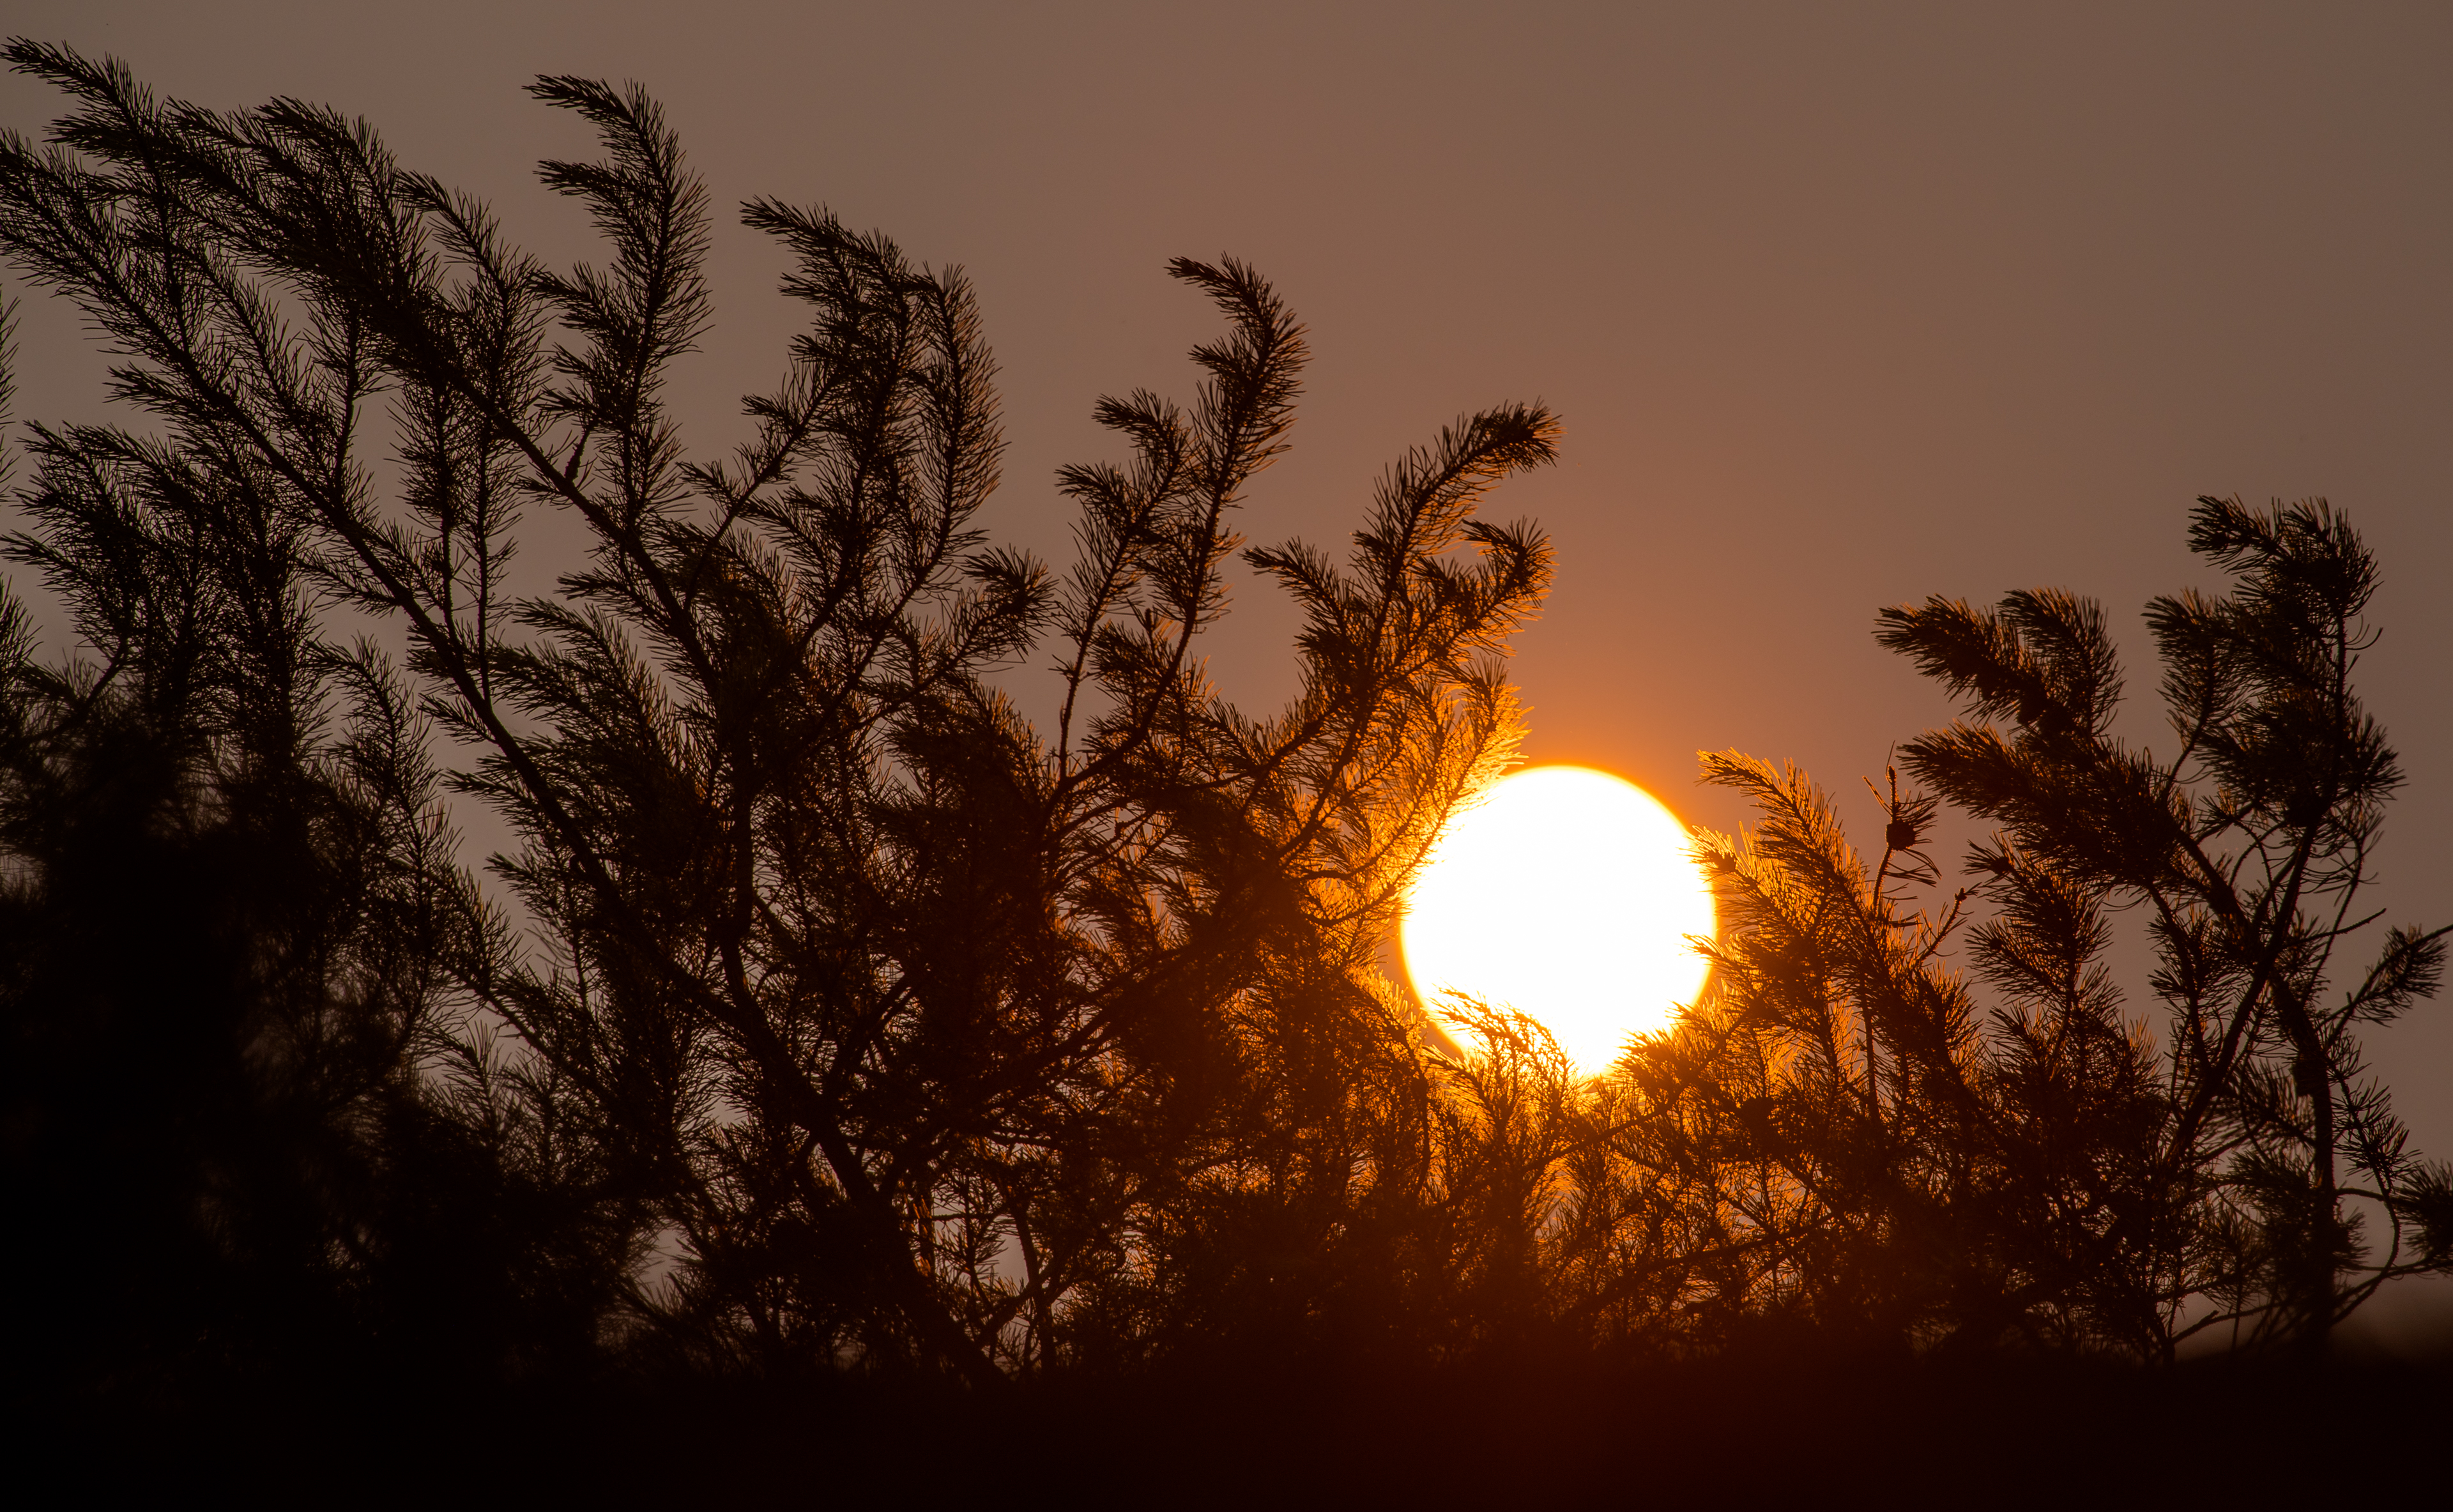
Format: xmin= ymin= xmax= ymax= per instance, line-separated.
xmin=0 ymin=287 xmax=628 ymax=1400
xmin=0 ymin=42 xmax=1558 ymax=1387
xmin=1882 ymin=498 xmax=2453 ymax=1350
xmin=15 ymin=39 xmax=2436 ymax=1407
xmin=1586 ymin=497 xmax=2453 ymax=1358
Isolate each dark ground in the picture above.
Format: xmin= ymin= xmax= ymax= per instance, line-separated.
xmin=20 ymin=1343 xmax=2450 ymax=1506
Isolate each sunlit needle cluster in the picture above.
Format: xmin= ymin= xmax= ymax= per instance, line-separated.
xmin=1402 ymin=767 xmax=1716 ymax=1076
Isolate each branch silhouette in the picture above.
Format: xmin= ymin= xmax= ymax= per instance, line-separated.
xmin=1 ymin=43 xmax=2444 ymax=1454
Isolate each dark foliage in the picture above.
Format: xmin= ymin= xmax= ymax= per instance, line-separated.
xmin=1578 ymin=496 xmax=2448 ymax=1359
xmin=0 ymin=288 xmax=629 ymax=1404
xmin=0 ymin=43 xmax=1559 ymax=1394
xmin=1 ymin=42 xmax=2443 ymax=1456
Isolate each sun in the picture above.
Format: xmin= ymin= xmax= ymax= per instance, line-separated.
xmin=1401 ymin=766 xmax=1715 ymax=1076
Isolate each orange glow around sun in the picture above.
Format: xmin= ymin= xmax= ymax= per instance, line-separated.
xmin=1401 ymin=766 xmax=1715 ymax=1076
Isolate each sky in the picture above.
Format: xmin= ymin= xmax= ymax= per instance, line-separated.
xmin=6 ymin=2 xmax=2449 ymax=1333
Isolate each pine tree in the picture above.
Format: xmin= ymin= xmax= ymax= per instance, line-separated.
xmin=0 ymin=43 xmax=1557 ymax=1386
xmin=1880 ymin=497 xmax=2453 ymax=1352
xmin=0 ymin=273 xmax=622 ymax=1398
xmin=1589 ymin=498 xmax=2453 ymax=1357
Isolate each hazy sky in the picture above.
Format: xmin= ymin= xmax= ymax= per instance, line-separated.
xmin=6 ymin=2 xmax=2449 ymax=1318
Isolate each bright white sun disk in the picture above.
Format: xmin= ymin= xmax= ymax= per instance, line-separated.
xmin=1401 ymin=766 xmax=1715 ymax=1076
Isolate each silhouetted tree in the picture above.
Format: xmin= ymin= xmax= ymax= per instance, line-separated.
xmin=1583 ymin=750 xmax=2176 ymax=1354
xmin=0 ymin=291 xmax=629 ymax=1401
xmin=16 ymin=38 xmax=2436 ymax=1416
xmin=1582 ymin=498 xmax=2453 ymax=1359
xmin=0 ymin=43 xmax=1558 ymax=1389
xmin=1881 ymin=498 xmax=2453 ymax=1350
